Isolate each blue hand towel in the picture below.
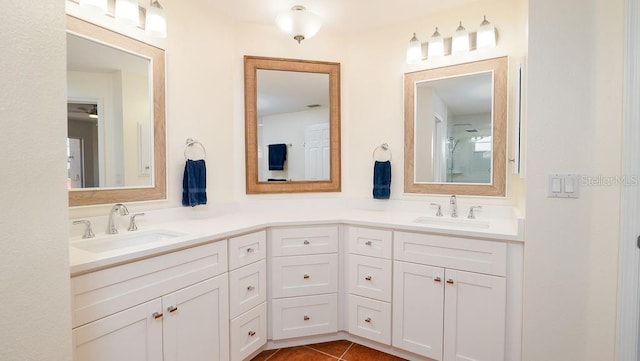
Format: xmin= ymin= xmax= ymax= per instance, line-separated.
xmin=182 ymin=159 xmax=207 ymax=207
xmin=373 ymin=160 xmax=391 ymax=199
xmin=268 ymin=144 xmax=287 ymax=171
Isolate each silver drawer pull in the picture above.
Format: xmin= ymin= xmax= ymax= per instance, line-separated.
xmin=248 ymin=330 xmax=256 ymax=337
xmin=167 ymin=305 xmax=178 ymax=313
xmin=434 ymin=276 xmax=442 ymax=283
xmin=152 ymin=312 xmax=163 ymax=320
xmin=365 ymin=240 xmax=372 ymax=246
xmin=303 ymin=315 xmax=310 ymax=321
xmin=365 ymin=275 xmax=372 ymax=281
xmin=303 ymin=274 xmax=310 ymax=279
xmin=246 ymin=247 xmax=254 ymax=253
xmin=247 ymin=285 xmax=255 ymax=291
xmin=303 ymin=240 xmax=310 ymax=245
xmin=365 ymin=317 xmax=372 ymax=323
xmin=446 ymin=278 xmax=455 ymax=285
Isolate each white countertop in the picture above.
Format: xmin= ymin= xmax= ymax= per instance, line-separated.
xmin=69 ymin=200 xmax=524 ymax=276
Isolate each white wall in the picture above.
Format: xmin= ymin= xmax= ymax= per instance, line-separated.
xmin=0 ymin=2 xmax=72 ymax=361
xmin=524 ymin=0 xmax=623 ymax=360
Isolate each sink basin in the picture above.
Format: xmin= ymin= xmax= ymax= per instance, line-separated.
xmin=71 ymin=229 xmax=187 ymax=253
xmin=413 ymin=217 xmax=490 ymax=229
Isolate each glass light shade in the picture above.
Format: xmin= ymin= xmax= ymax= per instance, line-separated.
xmin=452 ymin=21 xmax=470 ymax=53
xmin=115 ymin=0 xmax=140 ymax=26
xmin=428 ymin=27 xmax=445 ymax=58
xmin=79 ymin=0 xmax=108 ymax=15
xmin=406 ymin=33 xmax=422 ymax=64
xmin=145 ymin=1 xmax=167 ymax=38
xmin=276 ymin=6 xmax=322 ymax=43
xmin=477 ymin=16 xmax=496 ymax=49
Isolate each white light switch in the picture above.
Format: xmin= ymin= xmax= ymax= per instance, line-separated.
xmin=551 ymin=177 xmax=562 ymax=193
xmin=548 ymin=174 xmax=580 ymax=198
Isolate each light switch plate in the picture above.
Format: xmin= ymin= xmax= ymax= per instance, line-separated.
xmin=548 ymin=174 xmax=580 ymax=198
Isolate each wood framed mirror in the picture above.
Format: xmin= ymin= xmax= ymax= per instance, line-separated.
xmin=66 ymin=15 xmax=166 ymax=206
xmin=404 ymin=57 xmax=507 ymax=196
xmin=244 ymin=56 xmax=341 ymax=194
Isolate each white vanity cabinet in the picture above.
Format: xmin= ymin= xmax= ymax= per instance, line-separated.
xmin=228 ymin=231 xmax=268 ymax=361
xmin=392 ymin=231 xmax=507 ymax=361
xmin=71 ymin=241 xmax=230 ymax=361
xmin=269 ymin=225 xmax=339 ymax=339
xmin=346 ymin=226 xmax=393 ymax=345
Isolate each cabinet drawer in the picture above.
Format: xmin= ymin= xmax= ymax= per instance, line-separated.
xmin=348 ymin=254 xmax=392 ymax=302
xmin=229 ymin=259 xmax=267 ymax=318
xmin=270 ymin=225 xmax=338 ymax=256
xmin=230 ymin=303 xmax=267 ymax=361
xmin=394 ymin=231 xmax=507 ymax=276
xmin=348 ymin=294 xmax=391 ymax=345
xmin=71 ymin=241 xmax=227 ymax=328
xmin=271 ymin=254 xmax=338 ymax=298
xmin=228 ymin=231 xmax=266 ymax=271
xmin=271 ymin=294 xmax=338 ymax=340
xmin=347 ymin=226 xmax=392 ymax=259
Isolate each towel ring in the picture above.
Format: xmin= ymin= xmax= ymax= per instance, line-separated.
xmin=373 ymin=143 xmax=392 ymax=161
xmin=184 ymin=138 xmax=207 ymax=160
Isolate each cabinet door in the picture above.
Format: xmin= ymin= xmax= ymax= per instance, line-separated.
xmin=162 ymin=274 xmax=230 ymax=361
xmin=443 ymin=270 xmax=506 ymax=361
xmin=73 ymin=299 xmax=163 ymax=361
xmin=392 ymin=261 xmax=444 ymax=361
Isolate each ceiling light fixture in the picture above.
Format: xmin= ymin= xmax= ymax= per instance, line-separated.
xmin=145 ymin=0 xmax=167 ymax=38
xmin=275 ymin=5 xmax=322 ymax=44
xmin=115 ymin=0 xmax=140 ymax=26
xmin=78 ymin=0 xmax=108 ymax=15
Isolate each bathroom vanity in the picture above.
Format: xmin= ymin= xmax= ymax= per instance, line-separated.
xmin=69 ymin=204 xmax=523 ymax=361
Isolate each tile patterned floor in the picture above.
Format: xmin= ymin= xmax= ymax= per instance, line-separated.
xmin=251 ymin=340 xmax=408 ymax=361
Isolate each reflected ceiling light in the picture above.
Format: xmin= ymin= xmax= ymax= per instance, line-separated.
xmin=145 ymin=0 xmax=167 ymax=38
xmin=452 ymin=21 xmax=470 ymax=53
xmin=79 ymin=0 xmax=108 ymax=15
xmin=89 ymin=106 xmax=99 ymax=119
xmin=477 ymin=16 xmax=496 ymax=49
xmin=275 ymin=5 xmax=322 ymax=44
xmin=406 ymin=33 xmax=422 ymax=64
xmin=428 ymin=27 xmax=445 ymax=58
xmin=115 ymin=0 xmax=140 ymax=26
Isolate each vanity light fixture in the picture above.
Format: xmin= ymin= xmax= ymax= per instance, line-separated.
xmin=428 ymin=27 xmax=445 ymax=58
xmin=79 ymin=0 xmax=108 ymax=15
xmin=115 ymin=0 xmax=140 ymax=26
xmin=406 ymin=33 xmax=422 ymax=64
xmin=275 ymin=5 xmax=322 ymax=44
xmin=477 ymin=16 xmax=496 ymax=49
xmin=452 ymin=21 xmax=470 ymax=53
xmin=145 ymin=0 xmax=167 ymax=38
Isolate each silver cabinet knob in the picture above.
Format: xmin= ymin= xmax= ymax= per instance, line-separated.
xmin=434 ymin=276 xmax=442 ymax=283
xmin=248 ymin=330 xmax=256 ymax=337
xmin=365 ymin=275 xmax=372 ymax=281
xmin=303 ymin=274 xmax=310 ymax=279
xmin=152 ymin=312 xmax=163 ymax=320
xmin=303 ymin=315 xmax=310 ymax=321
xmin=446 ymin=278 xmax=455 ymax=284
xmin=365 ymin=317 xmax=372 ymax=323
xmin=246 ymin=247 xmax=254 ymax=253
xmin=247 ymin=285 xmax=255 ymax=291
xmin=303 ymin=240 xmax=310 ymax=245
xmin=365 ymin=240 xmax=373 ymax=246
xmin=167 ymin=305 xmax=178 ymax=313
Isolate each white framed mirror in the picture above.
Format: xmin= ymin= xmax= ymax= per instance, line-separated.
xmin=404 ymin=57 xmax=507 ymax=196
xmin=66 ymin=15 xmax=166 ymax=206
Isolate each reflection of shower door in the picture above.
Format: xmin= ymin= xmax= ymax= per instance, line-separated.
xmin=67 ymin=137 xmax=84 ymax=188
xmin=433 ymin=115 xmax=446 ymax=182
xmin=304 ymin=123 xmax=330 ymax=180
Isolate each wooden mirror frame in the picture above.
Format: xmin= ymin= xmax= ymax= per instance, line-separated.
xmin=244 ymin=56 xmax=341 ymax=194
xmin=67 ymin=15 xmax=166 ymax=206
xmin=404 ymin=57 xmax=507 ymax=196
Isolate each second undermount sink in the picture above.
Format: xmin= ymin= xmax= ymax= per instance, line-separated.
xmin=413 ymin=216 xmax=490 ymax=229
xmin=71 ymin=229 xmax=187 ymax=253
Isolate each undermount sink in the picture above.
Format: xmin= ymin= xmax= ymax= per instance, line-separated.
xmin=413 ymin=216 xmax=490 ymax=229
xmin=71 ymin=229 xmax=187 ymax=253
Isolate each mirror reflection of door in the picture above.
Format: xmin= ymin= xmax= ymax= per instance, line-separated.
xmin=67 ymin=102 xmax=100 ymax=188
xmin=304 ymin=123 xmax=330 ymax=180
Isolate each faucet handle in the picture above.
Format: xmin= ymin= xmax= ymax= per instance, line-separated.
xmin=73 ymin=220 xmax=95 ymax=239
xmin=467 ymin=206 xmax=483 ymax=219
xmin=128 ymin=213 xmax=145 ymax=231
xmin=430 ymin=203 xmax=443 ymax=217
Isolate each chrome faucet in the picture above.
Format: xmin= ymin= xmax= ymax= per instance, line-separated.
xmin=106 ymin=203 xmax=129 ymax=234
xmin=450 ymin=195 xmax=458 ymax=218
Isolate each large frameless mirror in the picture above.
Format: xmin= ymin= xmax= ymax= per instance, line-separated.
xmin=66 ymin=15 xmax=166 ymax=206
xmin=404 ymin=57 xmax=507 ymax=196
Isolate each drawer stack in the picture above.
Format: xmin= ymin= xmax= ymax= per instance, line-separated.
xmin=346 ymin=226 xmax=393 ymax=345
xmin=228 ymin=231 xmax=268 ymax=361
xmin=269 ymin=225 xmax=339 ymax=339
